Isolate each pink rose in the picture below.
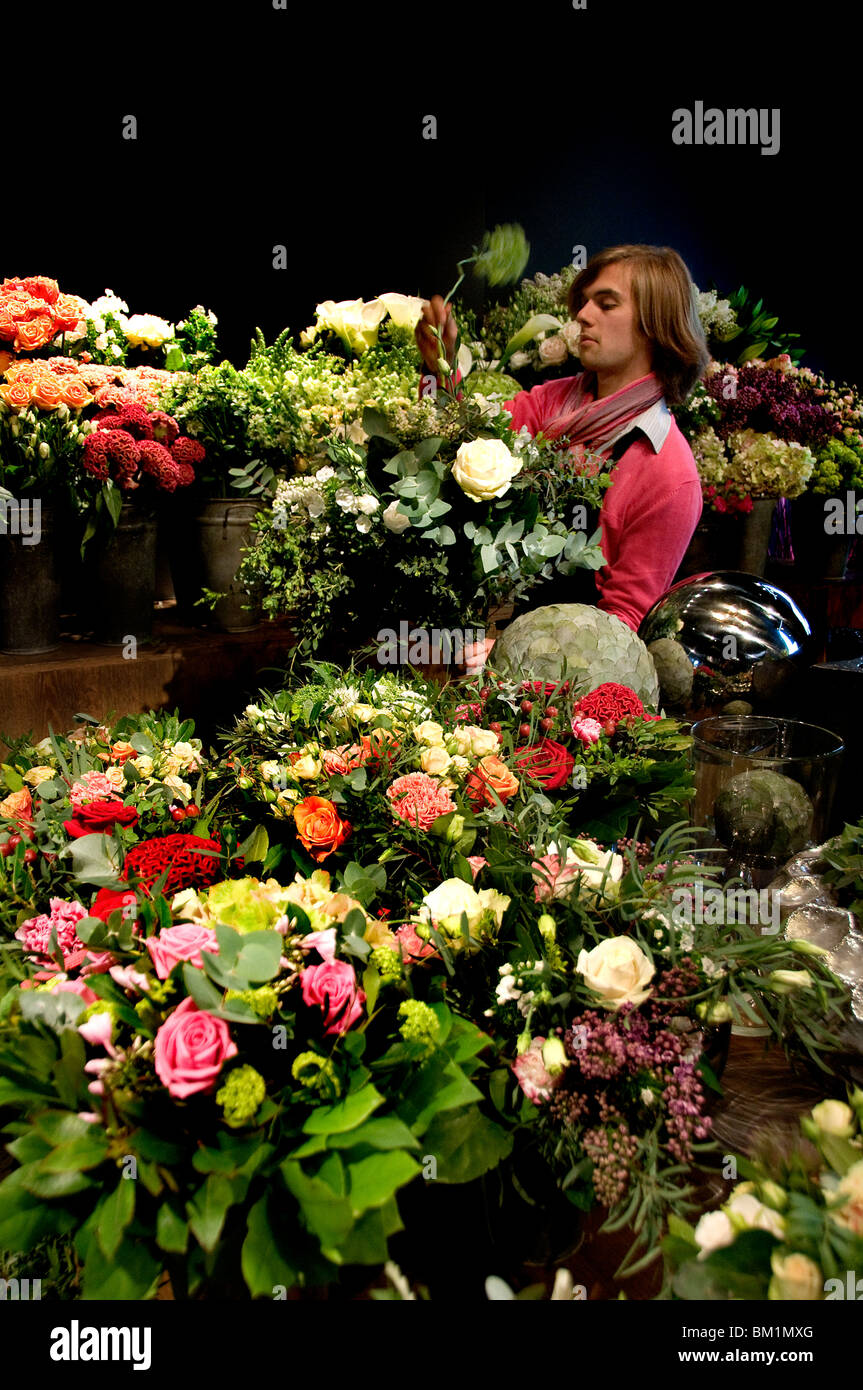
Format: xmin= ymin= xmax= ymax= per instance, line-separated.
xmin=531 ymin=851 xmax=580 ymax=903
xmin=145 ymin=923 xmax=218 ymax=979
xmin=466 ymin=855 xmax=488 ymax=880
xmin=153 ymin=996 xmax=238 ymax=1099
xmin=301 ymin=959 xmax=365 ymax=1035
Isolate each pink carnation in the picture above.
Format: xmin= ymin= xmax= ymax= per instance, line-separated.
xmin=571 ymin=715 xmax=604 ymax=745
xmin=386 ymin=772 xmax=456 ymax=832
xmin=453 ymin=702 xmax=483 ymax=722
xmin=512 ymin=1036 xmax=557 ymax=1105
xmin=393 ymin=922 xmax=439 ymax=962
xmin=15 ymin=897 xmax=88 ymax=966
xmin=69 ymin=770 xmax=117 ymax=807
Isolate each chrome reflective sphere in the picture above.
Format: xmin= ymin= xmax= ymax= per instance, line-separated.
xmin=638 ymin=571 xmax=814 ymax=716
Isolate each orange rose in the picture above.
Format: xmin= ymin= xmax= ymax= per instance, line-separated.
xmin=22 ymin=276 xmax=59 ymax=305
xmin=109 ymin=741 xmax=137 ymax=765
xmin=14 ymin=315 xmax=56 ymax=352
xmin=4 ymin=361 xmax=42 ymax=383
xmin=0 ymin=786 xmax=33 ymax=824
xmin=1 ymin=293 xmax=30 ymax=318
xmin=30 ymin=373 xmax=64 ymax=410
xmin=0 ymin=380 xmax=32 ymax=409
xmin=293 ymin=796 xmax=352 ymax=863
xmin=465 ymin=754 xmax=520 ymax=809
xmin=52 ymin=293 xmax=87 ymax=333
xmin=0 ymin=349 xmax=14 ymax=373
xmin=60 ymin=376 xmax=93 ymax=409
xmin=0 ymin=309 xmax=17 ymax=343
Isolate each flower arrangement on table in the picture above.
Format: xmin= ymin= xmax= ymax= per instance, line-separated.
xmin=0 ymin=868 xmax=510 ymax=1299
xmin=214 ymin=662 xmax=693 ymax=921
xmin=664 ymin=1092 xmax=863 ymax=1298
xmin=0 ymin=712 xmax=243 ymax=955
xmin=673 ymin=358 xmax=863 ymax=513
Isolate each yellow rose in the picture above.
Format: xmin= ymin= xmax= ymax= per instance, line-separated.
xmin=414 ymin=720 xmax=446 ymax=747
xmin=452 ymin=438 xmax=522 ymax=502
xmin=420 ymin=745 xmax=452 ymax=776
xmin=348 ymin=703 xmax=376 ymax=724
xmin=23 ymin=765 xmax=55 ymax=786
xmin=768 ymin=1251 xmax=823 ymax=1301
xmin=576 ymin=936 xmax=655 ymax=1010
xmin=451 ymin=727 xmax=473 ymax=757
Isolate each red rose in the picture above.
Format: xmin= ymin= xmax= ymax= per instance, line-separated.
xmin=520 ymin=679 xmax=570 ymax=698
xmin=63 ymin=799 xmax=139 ymax=839
xmin=90 ymin=886 xmax=140 ymax=924
xmin=512 ymin=739 xmax=575 ymax=790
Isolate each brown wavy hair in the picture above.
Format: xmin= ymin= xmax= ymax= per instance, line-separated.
xmin=567 ymin=245 xmax=709 ymax=405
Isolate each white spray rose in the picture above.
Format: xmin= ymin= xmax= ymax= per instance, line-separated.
xmin=382 ymin=500 xmax=411 ymax=533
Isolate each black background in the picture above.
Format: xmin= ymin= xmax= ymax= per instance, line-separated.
xmin=6 ymin=1 xmax=858 ymax=382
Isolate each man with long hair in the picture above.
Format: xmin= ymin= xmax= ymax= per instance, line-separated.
xmin=416 ymin=244 xmax=709 ymax=654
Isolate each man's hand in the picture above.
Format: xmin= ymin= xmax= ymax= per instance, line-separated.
xmin=462 ymin=634 xmax=496 ymax=673
xmin=415 ymin=294 xmax=458 ymax=377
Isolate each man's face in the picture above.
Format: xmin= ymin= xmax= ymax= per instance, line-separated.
xmin=573 ymin=262 xmax=651 ymax=376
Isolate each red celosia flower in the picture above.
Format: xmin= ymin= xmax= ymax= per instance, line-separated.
xmin=175 ymin=461 xmax=195 ymax=487
xmin=170 ymin=436 xmax=206 ymax=467
xmin=111 ymin=403 xmax=154 ymax=440
xmin=121 ymin=833 xmax=224 ymax=896
xmin=572 ymin=682 xmax=645 ymax=723
xmin=149 ymin=410 xmax=179 ymax=446
xmin=104 ymin=429 xmax=140 ymax=467
xmin=82 ymin=432 xmax=111 ymax=480
xmin=138 ymin=439 xmax=181 ymax=492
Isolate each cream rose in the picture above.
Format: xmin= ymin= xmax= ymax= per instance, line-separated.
xmin=170 ymin=740 xmax=203 ymax=770
xmin=810 ymin=1100 xmax=856 ymax=1138
xmin=553 ymin=839 xmax=624 ymax=905
xmin=768 ymin=1251 xmax=823 ymax=1301
xmin=538 ymin=334 xmax=568 ymax=366
xmin=560 ymin=320 xmax=582 ymax=354
xmin=347 ymin=703 xmax=376 ymax=723
xmin=23 ymin=765 xmax=55 ymax=786
xmin=726 ymin=1188 xmax=785 ymax=1241
xmin=451 ymin=438 xmax=522 ymax=502
xmin=124 ymin=313 xmax=174 ymax=348
xmin=131 ymin=755 xmax=154 ymax=778
xmin=292 ymin=753 xmax=322 ymax=780
xmin=694 ymin=1209 xmax=734 ymax=1260
xmin=420 ymin=745 xmax=452 ymax=777
xmin=828 ymin=1159 xmax=863 ymax=1236
xmin=465 ymin=725 xmax=500 ymax=758
xmin=163 ymin=774 xmax=192 ymax=800
xmin=414 ymin=721 xmax=446 ymax=747
xmin=420 ymin=879 xmax=509 ymax=948
xmin=576 ymin=936 xmax=655 ymax=1010
xmin=382 ymin=500 xmax=411 ymax=533
xmin=260 ymin=760 xmax=284 ymax=784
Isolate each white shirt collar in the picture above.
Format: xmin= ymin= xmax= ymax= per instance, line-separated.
xmin=606 ymin=398 xmax=672 ymax=454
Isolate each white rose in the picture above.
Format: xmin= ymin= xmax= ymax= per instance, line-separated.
xmin=452 ymin=438 xmax=522 ymax=502
xmin=420 ymin=745 xmax=452 ymax=776
xmin=377 ymin=292 xmax=427 ymax=330
xmin=553 ymin=839 xmax=624 ymax=905
xmin=355 ymin=494 xmax=379 ymax=515
xmin=576 ymin=935 xmax=655 ymax=1010
xmin=355 ymin=516 xmax=372 ymax=533
xmin=465 ymin=725 xmax=499 ymax=758
xmin=768 ymin=1251 xmax=823 ymax=1301
xmin=450 ymin=755 xmax=471 ymax=775
xmin=414 ymin=721 xmax=446 ymax=747
xmin=694 ymin=1209 xmax=735 ymax=1259
xmin=170 ymin=741 xmax=202 ymax=770
xmin=726 ymin=1189 xmax=785 ymax=1241
xmin=420 ymin=879 xmax=509 ymax=946
xmin=560 ymin=320 xmax=582 ymax=354
xmin=538 ymin=334 xmax=568 ymax=366
xmin=383 ymin=500 xmax=411 ymax=533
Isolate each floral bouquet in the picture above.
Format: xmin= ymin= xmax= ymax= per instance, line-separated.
xmin=664 ymin=1092 xmax=863 ymax=1298
xmin=0 ymin=711 xmax=242 ymax=956
xmin=215 ymin=663 xmax=693 ymax=922
xmin=674 ymin=358 xmax=863 ymax=512
xmin=0 ymin=867 xmax=511 ymax=1298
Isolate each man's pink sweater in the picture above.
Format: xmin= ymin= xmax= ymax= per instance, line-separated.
xmin=505 ymin=377 xmax=702 ymax=632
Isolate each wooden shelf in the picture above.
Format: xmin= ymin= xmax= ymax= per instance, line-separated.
xmin=0 ymin=614 xmax=298 ymax=749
